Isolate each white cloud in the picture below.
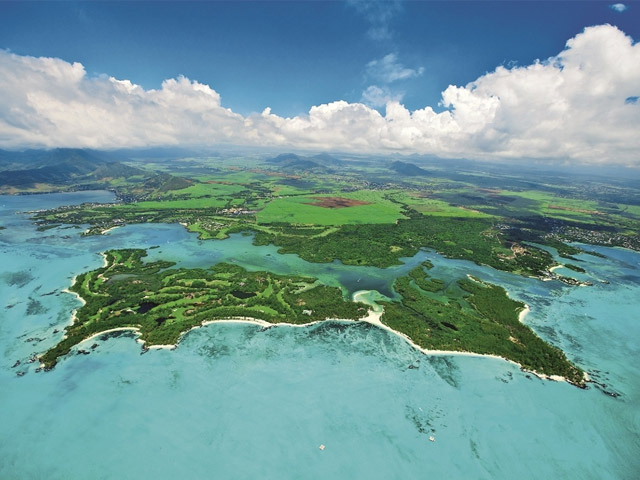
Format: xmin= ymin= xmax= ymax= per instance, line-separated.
xmin=362 ymin=54 xmax=422 ymax=109
xmin=610 ymin=3 xmax=628 ymax=12
xmin=1 ymin=24 xmax=639 ymax=166
xmin=366 ymin=53 xmax=424 ymax=83
xmin=347 ymin=0 xmax=402 ymax=40
xmin=0 ymin=51 xmax=244 ymax=149
xmin=361 ymin=85 xmax=403 ymax=107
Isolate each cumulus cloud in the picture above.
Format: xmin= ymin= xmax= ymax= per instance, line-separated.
xmin=610 ymin=3 xmax=628 ymax=12
xmin=0 ymin=50 xmax=245 ymax=149
xmin=1 ymin=24 xmax=639 ymax=166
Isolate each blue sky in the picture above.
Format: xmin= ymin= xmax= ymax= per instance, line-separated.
xmin=0 ymin=1 xmax=638 ymax=165
xmin=1 ymin=1 xmax=637 ymax=117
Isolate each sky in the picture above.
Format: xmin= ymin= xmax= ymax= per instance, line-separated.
xmin=0 ymin=1 xmax=639 ymax=166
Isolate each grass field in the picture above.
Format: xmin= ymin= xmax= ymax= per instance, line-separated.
xmin=257 ymin=190 xmax=406 ymax=225
xmin=40 ymin=249 xmax=368 ymax=368
xmin=121 ymin=182 xmax=250 ymax=210
xmin=389 ymin=192 xmax=494 ymax=218
xmin=496 ymin=190 xmax=606 ymax=221
xmin=160 ymin=182 xmax=247 ymax=199
xmin=119 ymin=197 xmax=230 ymax=209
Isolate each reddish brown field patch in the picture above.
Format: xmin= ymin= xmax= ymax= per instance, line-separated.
xmin=306 ymin=196 xmax=372 ymax=209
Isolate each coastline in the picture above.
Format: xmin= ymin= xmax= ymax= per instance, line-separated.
xmin=61 ymin=274 xmax=86 ymax=327
xmin=518 ymin=304 xmax=531 ymax=323
xmin=101 ymin=226 xmax=121 ymax=235
xmin=61 ymin=252 xmax=108 ymax=328
xmin=353 ymin=290 xmax=585 ymax=386
xmin=51 ymin=287 xmax=587 ymax=386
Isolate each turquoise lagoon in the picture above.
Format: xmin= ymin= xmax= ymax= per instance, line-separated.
xmin=0 ymin=192 xmax=639 ymax=479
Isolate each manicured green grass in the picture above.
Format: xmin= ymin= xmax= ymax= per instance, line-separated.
xmin=257 ymin=190 xmax=406 ymax=225
xmin=40 ymin=249 xmax=368 ymax=369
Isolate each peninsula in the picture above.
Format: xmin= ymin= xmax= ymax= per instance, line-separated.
xmin=41 ymin=249 xmax=585 ymax=385
xmin=40 ymin=249 xmax=368 ymax=368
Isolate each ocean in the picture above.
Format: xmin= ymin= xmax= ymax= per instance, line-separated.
xmin=1 ymin=192 xmax=638 ymax=479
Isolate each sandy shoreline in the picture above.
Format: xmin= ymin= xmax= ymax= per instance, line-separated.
xmin=62 ymin=253 xmax=108 ymax=327
xmin=518 ymin=304 xmax=531 ymax=323
xmin=53 ymin=287 xmax=584 ymax=385
xmin=101 ymin=226 xmax=121 ymax=235
xmin=82 ymin=327 xmax=142 ymax=344
xmin=61 ymin=274 xmax=86 ymax=328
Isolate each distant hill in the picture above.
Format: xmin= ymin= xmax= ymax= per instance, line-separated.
xmin=309 ymin=153 xmax=345 ymax=166
xmin=0 ymin=148 xmax=144 ymax=188
xmin=266 ymin=153 xmax=337 ymax=173
xmin=142 ymin=173 xmax=191 ymax=193
xmin=390 ymin=161 xmax=430 ymax=176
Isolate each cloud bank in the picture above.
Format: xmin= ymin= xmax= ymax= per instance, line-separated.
xmin=0 ymin=24 xmax=639 ymax=166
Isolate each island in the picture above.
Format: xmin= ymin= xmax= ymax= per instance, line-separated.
xmin=40 ymin=249 xmax=369 ymax=369
xmin=41 ymin=250 xmax=585 ymax=386
xmin=12 ymin=147 xmax=635 ymax=387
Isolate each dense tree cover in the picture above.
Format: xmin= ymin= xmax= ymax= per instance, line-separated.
xmin=564 ymin=263 xmax=587 ymax=273
xmin=408 ymin=266 xmax=445 ymax=292
xmin=33 ymin=204 xmax=250 ymax=239
xmin=254 ymin=211 xmax=555 ymax=275
xmin=421 ymin=260 xmax=434 ymax=270
xmin=381 ymin=267 xmax=584 ymax=385
xmin=41 ymin=249 xmax=367 ymax=369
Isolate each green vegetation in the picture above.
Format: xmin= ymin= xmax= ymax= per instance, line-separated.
xmin=381 ymin=266 xmax=584 ymax=385
xmin=564 ymin=263 xmax=587 ymax=273
xmin=254 ymin=212 xmax=555 ymax=275
xmin=31 ymin=150 xmax=640 ymax=262
xmin=257 ymin=190 xmax=406 ymax=225
xmin=14 ymin=151 xmax=640 ymax=385
xmin=387 ymin=191 xmax=493 ymax=218
xmin=408 ymin=266 xmax=445 ymax=292
xmin=41 ymin=247 xmax=584 ymax=386
xmin=41 ymin=249 xmax=368 ymax=369
xmin=497 ymin=190 xmax=605 ymax=222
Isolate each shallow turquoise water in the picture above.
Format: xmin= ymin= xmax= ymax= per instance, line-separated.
xmin=1 ymin=192 xmax=639 ymax=479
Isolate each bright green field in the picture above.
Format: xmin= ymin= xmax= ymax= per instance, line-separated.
xmin=497 ymin=190 xmax=613 ymax=222
xmin=122 ymin=182 xmax=249 ymax=210
xmin=388 ymin=192 xmax=493 ymax=218
xmin=119 ymin=197 xmax=229 ymax=210
xmin=257 ymin=190 xmax=406 ymax=225
xmin=621 ymin=204 xmax=640 ymax=218
xmin=163 ymin=182 xmax=247 ymax=198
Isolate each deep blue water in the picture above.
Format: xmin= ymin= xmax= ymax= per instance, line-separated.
xmin=0 ymin=192 xmax=639 ymax=479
